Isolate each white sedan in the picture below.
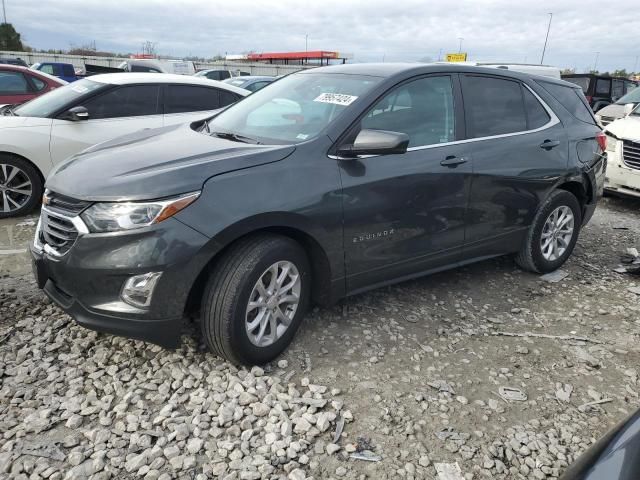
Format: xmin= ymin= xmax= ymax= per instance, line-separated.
xmin=0 ymin=73 xmax=248 ymax=217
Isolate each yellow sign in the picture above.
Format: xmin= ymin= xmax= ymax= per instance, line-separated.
xmin=446 ymin=53 xmax=468 ymax=62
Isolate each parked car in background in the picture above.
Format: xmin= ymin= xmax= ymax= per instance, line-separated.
xmin=560 ymin=408 xmax=640 ymax=480
xmin=223 ymin=75 xmax=275 ymax=92
xmin=562 ymin=73 xmax=638 ymax=112
xmin=30 ymin=63 xmax=605 ymax=365
xmin=603 ymin=103 xmax=640 ymax=198
xmin=195 ymin=69 xmax=250 ymax=81
xmin=31 ymin=62 xmax=79 ymax=83
xmin=0 ymin=65 xmax=66 ymax=107
xmin=0 ymin=57 xmax=29 ymax=67
xmin=0 ymin=73 xmax=247 ymax=217
xmin=117 ymin=59 xmax=197 ymax=75
xmin=595 ymin=85 xmax=640 ymax=127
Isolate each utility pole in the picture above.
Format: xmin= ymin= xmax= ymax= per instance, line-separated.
xmin=438 ymin=48 xmax=442 ymax=61
xmin=593 ymin=51 xmax=600 ymax=72
xmin=634 ymin=55 xmax=639 ymax=74
xmin=458 ymin=37 xmax=463 ymax=53
xmin=540 ymin=13 xmax=553 ymax=64
xmin=305 ymin=34 xmax=308 ymax=64
xmin=2 ymin=0 xmax=7 ymax=24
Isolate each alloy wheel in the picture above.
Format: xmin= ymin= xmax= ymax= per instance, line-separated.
xmin=0 ymin=163 xmax=33 ymax=213
xmin=540 ymin=205 xmax=575 ymax=262
xmin=245 ymin=260 xmax=301 ymax=347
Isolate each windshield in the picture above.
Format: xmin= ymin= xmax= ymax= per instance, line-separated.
xmin=207 ymin=73 xmax=381 ymax=144
xmin=563 ymin=77 xmax=590 ymax=93
xmin=616 ymin=86 xmax=640 ymax=105
xmin=14 ymin=79 xmax=107 ymax=118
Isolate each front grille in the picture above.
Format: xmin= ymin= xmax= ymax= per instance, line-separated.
xmin=600 ymin=116 xmax=615 ymax=127
xmin=40 ymin=210 xmax=79 ymax=255
xmin=622 ymin=140 xmax=640 ymax=170
xmin=38 ymin=191 xmax=89 ymax=256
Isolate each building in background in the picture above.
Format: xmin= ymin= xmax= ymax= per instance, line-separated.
xmin=227 ymin=51 xmax=351 ymax=66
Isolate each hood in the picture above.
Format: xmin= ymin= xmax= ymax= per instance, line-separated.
xmin=46 ymin=123 xmax=295 ymax=201
xmin=605 ymin=114 xmax=640 ymax=142
xmin=596 ymin=103 xmax=625 ymax=120
xmin=0 ymin=115 xmax=51 ymax=128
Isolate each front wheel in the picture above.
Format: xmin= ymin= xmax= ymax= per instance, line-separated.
xmin=201 ymin=234 xmax=310 ymax=365
xmin=0 ymin=155 xmax=43 ymax=218
xmin=515 ymin=190 xmax=582 ymax=273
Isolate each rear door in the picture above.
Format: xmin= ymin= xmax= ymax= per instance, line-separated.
xmin=339 ymin=74 xmax=472 ymax=292
xmin=460 ymin=74 xmax=568 ymax=259
xmin=49 ymin=84 xmax=162 ymax=165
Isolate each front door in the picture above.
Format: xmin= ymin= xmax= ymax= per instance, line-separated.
xmin=49 ymin=84 xmax=162 ymax=165
xmin=338 ymin=74 xmax=472 ymax=293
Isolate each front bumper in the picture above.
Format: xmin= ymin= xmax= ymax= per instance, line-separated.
xmin=605 ymin=150 xmax=640 ymax=198
xmin=30 ymin=216 xmax=210 ymax=348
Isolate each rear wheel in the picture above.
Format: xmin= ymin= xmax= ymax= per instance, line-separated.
xmin=201 ymin=234 xmax=310 ymax=365
xmin=0 ymin=155 xmax=42 ymax=218
xmin=515 ymin=190 xmax=582 ymax=273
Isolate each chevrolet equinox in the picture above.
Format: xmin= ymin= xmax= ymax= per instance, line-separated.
xmin=31 ymin=64 xmax=606 ymax=365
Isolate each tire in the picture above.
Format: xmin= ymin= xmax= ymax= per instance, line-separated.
xmin=0 ymin=155 xmax=43 ymax=218
xmin=515 ymin=190 xmax=582 ymax=273
xmin=201 ymin=234 xmax=311 ymax=365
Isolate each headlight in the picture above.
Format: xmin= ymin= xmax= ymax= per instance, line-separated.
xmin=605 ymin=134 xmax=617 ymax=153
xmin=81 ymin=191 xmax=200 ymax=233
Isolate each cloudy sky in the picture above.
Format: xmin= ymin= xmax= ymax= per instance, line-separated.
xmin=6 ymin=0 xmax=639 ymax=72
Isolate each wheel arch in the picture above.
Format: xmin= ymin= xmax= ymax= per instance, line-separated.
xmin=0 ymin=151 xmax=46 ymax=187
xmin=184 ymin=219 xmax=337 ymax=319
xmin=555 ymin=176 xmax=592 ymax=218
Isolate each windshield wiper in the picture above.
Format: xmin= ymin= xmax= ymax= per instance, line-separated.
xmin=210 ymin=131 xmax=261 ymax=144
xmin=0 ymin=105 xmax=17 ymax=116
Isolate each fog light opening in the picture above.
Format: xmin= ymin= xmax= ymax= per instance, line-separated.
xmin=121 ymin=272 xmax=162 ymax=308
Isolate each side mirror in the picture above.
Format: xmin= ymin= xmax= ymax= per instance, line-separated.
xmin=338 ymin=129 xmax=410 ymax=158
xmin=62 ymin=105 xmax=89 ymax=121
xmin=624 ymin=103 xmax=636 ymax=116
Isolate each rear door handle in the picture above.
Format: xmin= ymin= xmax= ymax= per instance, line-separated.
xmin=540 ymin=139 xmax=561 ymax=150
xmin=440 ymin=156 xmax=467 ymax=168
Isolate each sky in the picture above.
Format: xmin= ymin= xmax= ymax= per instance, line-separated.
xmin=6 ymin=0 xmax=639 ymax=72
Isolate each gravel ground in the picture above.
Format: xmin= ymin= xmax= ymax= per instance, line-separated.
xmin=1 ymin=195 xmax=640 ymax=480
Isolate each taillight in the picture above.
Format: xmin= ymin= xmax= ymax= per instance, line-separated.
xmin=595 ymin=131 xmax=606 ymax=152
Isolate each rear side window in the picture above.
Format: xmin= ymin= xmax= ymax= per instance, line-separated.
xmin=462 ymin=75 xmax=527 ymax=138
xmin=82 ymin=85 xmax=160 ymax=119
xmin=165 ymin=85 xmax=221 ymax=113
xmin=30 ymin=76 xmax=47 ymax=91
xmin=595 ymin=78 xmax=610 ymax=96
xmin=0 ymin=71 xmax=30 ymax=94
xmin=523 ymin=88 xmax=550 ymax=129
xmin=538 ymin=82 xmax=595 ymax=124
xmin=219 ymin=90 xmax=239 ymax=107
xmin=562 ymin=77 xmax=589 ymax=93
xmin=62 ymin=65 xmax=75 ymax=77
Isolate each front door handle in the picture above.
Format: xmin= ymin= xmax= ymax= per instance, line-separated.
xmin=440 ymin=156 xmax=467 ymax=168
xmin=540 ymin=139 xmax=561 ymax=150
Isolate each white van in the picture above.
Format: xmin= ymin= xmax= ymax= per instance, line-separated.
xmin=117 ymin=59 xmax=196 ymax=75
xmin=436 ymin=62 xmax=561 ymax=79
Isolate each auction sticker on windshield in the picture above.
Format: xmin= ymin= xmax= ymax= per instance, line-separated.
xmin=313 ymin=93 xmax=358 ymax=106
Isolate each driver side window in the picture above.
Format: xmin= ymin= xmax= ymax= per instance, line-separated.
xmin=362 ymin=76 xmax=455 ymax=147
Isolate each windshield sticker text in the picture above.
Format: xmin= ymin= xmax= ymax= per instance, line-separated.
xmin=313 ymin=93 xmax=358 ymax=106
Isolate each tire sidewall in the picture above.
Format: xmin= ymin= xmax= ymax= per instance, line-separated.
xmin=0 ymin=156 xmax=43 ymax=218
xmin=227 ymin=241 xmax=310 ymax=365
xmin=530 ymin=191 xmax=582 ymax=273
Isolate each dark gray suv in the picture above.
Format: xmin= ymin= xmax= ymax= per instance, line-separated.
xmin=30 ymin=64 xmax=606 ymax=365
